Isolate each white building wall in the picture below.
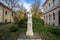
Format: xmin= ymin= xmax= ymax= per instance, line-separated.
xmin=4 ymin=7 xmax=13 ymax=23
xmin=43 ymin=0 xmax=60 ymax=26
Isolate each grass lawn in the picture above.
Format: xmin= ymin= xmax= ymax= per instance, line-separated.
xmin=0 ymin=23 xmax=26 ymax=40
xmin=42 ymin=25 xmax=60 ymax=40
xmin=0 ymin=17 xmax=27 ymax=40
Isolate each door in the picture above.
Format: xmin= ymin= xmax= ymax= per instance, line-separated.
xmin=5 ymin=19 xmax=7 ymax=23
xmin=59 ymin=11 xmax=60 ymax=25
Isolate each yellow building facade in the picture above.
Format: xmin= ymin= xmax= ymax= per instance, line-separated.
xmin=0 ymin=2 xmax=14 ymax=23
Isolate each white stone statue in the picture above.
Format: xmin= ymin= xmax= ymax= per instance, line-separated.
xmin=26 ymin=12 xmax=33 ymax=36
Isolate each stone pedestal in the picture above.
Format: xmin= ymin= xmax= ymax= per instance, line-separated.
xmin=26 ymin=12 xmax=33 ymax=36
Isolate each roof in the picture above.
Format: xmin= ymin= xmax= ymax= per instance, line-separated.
xmin=0 ymin=2 xmax=11 ymax=10
xmin=42 ymin=0 xmax=49 ymax=7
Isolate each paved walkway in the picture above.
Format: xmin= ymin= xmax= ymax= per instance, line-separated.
xmin=17 ymin=32 xmax=42 ymax=40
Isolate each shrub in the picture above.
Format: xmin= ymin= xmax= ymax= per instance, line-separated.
xmin=18 ymin=18 xmax=27 ymax=28
xmin=49 ymin=27 xmax=60 ymax=35
xmin=33 ymin=16 xmax=44 ymax=32
xmin=0 ymin=29 xmax=12 ymax=40
xmin=9 ymin=25 xmax=18 ymax=32
xmin=33 ymin=16 xmax=44 ymax=27
xmin=45 ymin=25 xmax=60 ymax=35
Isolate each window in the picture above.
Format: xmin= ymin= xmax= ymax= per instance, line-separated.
xmin=12 ymin=13 xmax=13 ymax=16
xmin=53 ymin=23 xmax=55 ymax=26
xmin=59 ymin=10 xmax=60 ymax=25
xmin=53 ymin=0 xmax=55 ymax=6
xmin=49 ymin=3 xmax=50 ymax=8
xmin=53 ymin=13 xmax=55 ymax=20
xmin=5 ymin=19 xmax=7 ymax=23
xmin=44 ymin=8 xmax=45 ymax=11
xmin=46 ymin=15 xmax=48 ymax=20
xmin=49 ymin=14 xmax=51 ymax=20
xmin=59 ymin=0 xmax=60 ymax=3
xmin=46 ymin=6 xmax=47 ymax=9
xmin=44 ymin=16 xmax=45 ymax=19
xmin=5 ymin=11 xmax=7 ymax=15
xmin=49 ymin=23 xmax=50 ymax=25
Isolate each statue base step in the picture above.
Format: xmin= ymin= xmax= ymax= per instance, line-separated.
xmin=26 ymin=30 xmax=33 ymax=36
xmin=17 ymin=33 xmax=42 ymax=39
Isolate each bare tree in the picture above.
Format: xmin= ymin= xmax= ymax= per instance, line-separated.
xmin=31 ymin=0 xmax=40 ymax=15
xmin=3 ymin=0 xmax=19 ymax=14
xmin=3 ymin=0 xmax=19 ymax=9
xmin=3 ymin=0 xmax=19 ymax=22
